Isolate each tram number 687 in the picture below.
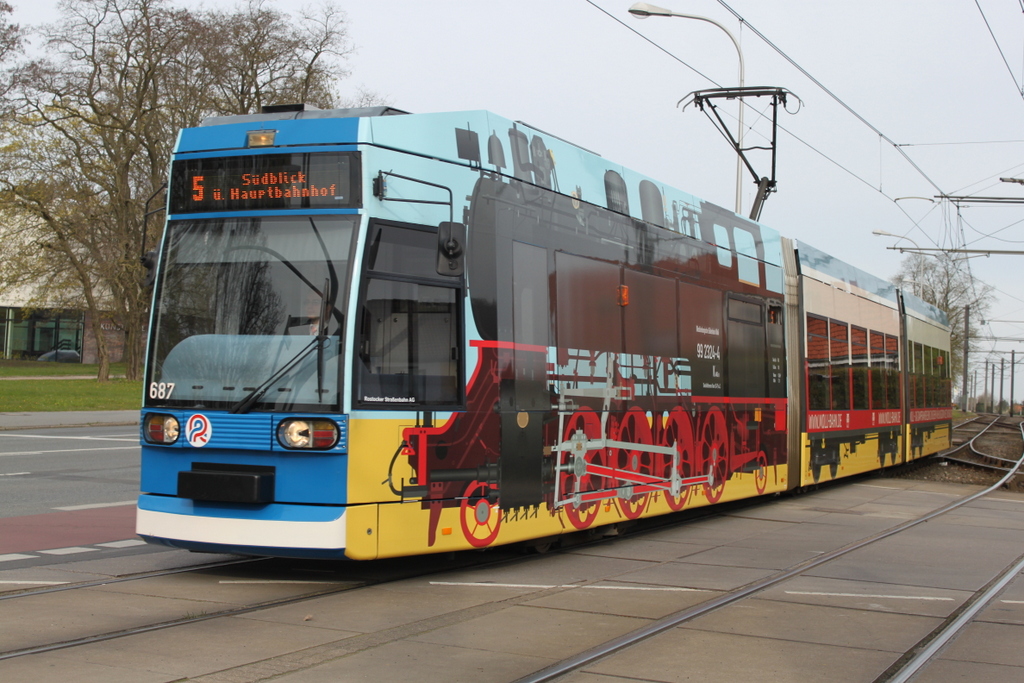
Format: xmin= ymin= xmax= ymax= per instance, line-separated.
xmin=149 ymin=382 xmax=175 ymax=400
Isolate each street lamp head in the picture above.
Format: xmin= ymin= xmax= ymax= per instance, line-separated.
xmin=628 ymin=2 xmax=675 ymax=18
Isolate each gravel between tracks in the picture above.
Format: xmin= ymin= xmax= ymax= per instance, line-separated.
xmin=894 ymin=417 xmax=1024 ymax=494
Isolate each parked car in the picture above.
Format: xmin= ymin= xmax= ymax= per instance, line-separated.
xmin=37 ymin=349 xmax=82 ymax=363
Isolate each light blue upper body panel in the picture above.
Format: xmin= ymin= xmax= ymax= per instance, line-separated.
xmin=173 ymin=107 xmax=786 ymax=279
xmin=798 ymin=241 xmax=948 ymax=328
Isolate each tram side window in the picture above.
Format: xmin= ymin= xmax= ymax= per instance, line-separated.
xmin=357 ymin=278 xmax=459 ymax=406
xmin=851 ymin=326 xmax=869 ymax=410
xmin=869 ymin=331 xmax=886 ymax=409
xmin=733 ymin=228 xmax=760 ymax=287
xmin=806 ymin=315 xmax=830 ymax=411
xmin=912 ymin=342 xmax=925 ymax=409
xmin=885 ymin=334 xmax=901 ymax=409
xmin=713 ymin=224 xmax=732 ymax=269
xmin=829 ymin=320 xmax=850 ymax=410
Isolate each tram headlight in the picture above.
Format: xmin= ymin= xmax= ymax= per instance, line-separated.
xmin=144 ymin=413 xmax=180 ymax=444
xmin=277 ymin=418 xmax=339 ymax=450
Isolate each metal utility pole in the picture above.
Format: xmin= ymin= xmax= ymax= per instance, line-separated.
xmin=961 ymin=304 xmax=969 ymax=411
xmin=1011 ymin=350 xmax=1016 ymax=417
xmin=1000 ymin=358 xmax=1006 ymax=415
xmin=984 ymin=359 xmax=990 ymax=412
xmin=992 ymin=363 xmax=997 ymax=413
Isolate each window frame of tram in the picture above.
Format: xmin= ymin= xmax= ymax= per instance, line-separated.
xmin=0 ymin=307 xmax=84 ymax=361
xmin=355 ymin=220 xmax=465 ymax=409
xmin=909 ymin=341 xmax=949 ymax=409
xmin=806 ymin=314 xmax=901 ymax=412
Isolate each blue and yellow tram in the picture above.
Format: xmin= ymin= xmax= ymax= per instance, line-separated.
xmin=136 ymin=105 xmax=951 ymax=559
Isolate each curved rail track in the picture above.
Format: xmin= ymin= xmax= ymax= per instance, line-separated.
xmin=514 ymin=416 xmax=1024 ymax=683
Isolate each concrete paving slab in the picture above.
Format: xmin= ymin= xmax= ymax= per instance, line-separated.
xmin=91 ymin=570 xmax=344 ymax=605
xmin=240 ymin=579 xmax=546 ymax=634
xmin=808 ymin=521 xmax=1024 ymax=591
xmin=408 ymin=603 xmax=648 ymax=660
xmin=566 ymin=537 xmax=714 ymax=562
xmin=557 ymin=673 xmax=638 ymax=683
xmin=41 ymin=613 xmax=350 ymax=679
xmin=48 ymin=548 xmax=240 ymax=577
xmin=938 ymin=506 xmax=1024 ymax=531
xmin=267 ymin=639 xmax=553 ymax=683
xmin=583 ymin=628 xmax=897 ymax=683
xmin=0 ymin=589 xmax=223 ymax=652
xmin=521 ymin=583 xmax=720 ymax=620
xmin=978 ymin=598 xmax=1024 ymax=626
xmin=681 ymin=597 xmax=941 ymax=653
xmin=722 ymin=502 xmax=834 ymax=524
xmin=0 ymin=566 xmax=111 ymax=593
xmin=638 ymin=514 xmax=792 ymax=545
xmin=726 ymin=522 xmax=879 ymax=557
xmin=437 ymin=552 xmax=655 ymax=588
xmin=758 ymin=575 xmax=970 ymax=618
xmin=0 ymin=656 xmax=175 ymax=683
xmin=937 ymin=621 xmax=1024 ymax=668
xmin=680 ymin=543 xmax=823 ymax=570
xmin=917 ymin=659 xmax=1024 ymax=682
xmin=614 ymin=560 xmax=775 ymax=591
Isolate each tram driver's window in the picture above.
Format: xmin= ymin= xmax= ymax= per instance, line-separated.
xmin=713 ymin=224 xmax=732 ymax=269
xmin=358 ymin=278 xmax=459 ymax=406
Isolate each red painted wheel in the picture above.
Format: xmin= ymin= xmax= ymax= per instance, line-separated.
xmin=460 ymin=480 xmax=502 ymax=547
xmin=700 ymin=406 xmax=728 ymax=503
xmin=559 ymin=408 xmax=604 ymax=530
xmin=662 ymin=408 xmax=696 ymax=511
xmin=754 ymin=451 xmax=768 ymax=495
xmin=614 ymin=408 xmax=653 ymax=520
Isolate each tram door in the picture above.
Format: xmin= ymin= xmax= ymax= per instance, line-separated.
xmin=499 ymin=241 xmax=550 ymax=510
xmin=726 ymin=297 xmax=767 ymax=398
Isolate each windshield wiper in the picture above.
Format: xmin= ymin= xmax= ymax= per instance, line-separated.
xmin=228 ymin=336 xmax=320 ymax=414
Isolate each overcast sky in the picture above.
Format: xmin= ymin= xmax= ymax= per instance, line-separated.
xmin=12 ymin=0 xmax=1024 ymax=387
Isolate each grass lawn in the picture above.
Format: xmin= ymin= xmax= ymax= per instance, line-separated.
xmin=0 ymin=378 xmax=142 ymax=412
xmin=0 ymin=360 xmax=128 ymax=378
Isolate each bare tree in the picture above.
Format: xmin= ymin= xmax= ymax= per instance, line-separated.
xmin=0 ymin=0 xmax=373 ymax=379
xmin=893 ymin=252 xmax=993 ymax=381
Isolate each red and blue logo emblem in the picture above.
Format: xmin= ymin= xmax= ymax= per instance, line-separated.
xmin=186 ymin=414 xmax=212 ymax=448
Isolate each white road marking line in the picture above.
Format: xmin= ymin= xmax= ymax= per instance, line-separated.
xmin=54 ymin=500 xmax=136 ymax=511
xmin=785 ymin=591 xmax=954 ymax=601
xmin=218 ymin=580 xmax=340 ymax=584
xmin=0 ymin=554 xmax=36 ymax=562
xmin=37 ymin=547 xmax=99 ymax=555
xmin=0 ymin=446 xmax=139 ymax=457
xmin=0 ymin=434 xmax=137 ymax=442
xmin=1001 ymin=600 xmax=1024 ymax=604
xmin=96 ymin=539 xmax=146 ymax=548
xmin=0 ymin=472 xmax=30 ymax=477
xmin=0 ymin=580 xmax=68 ymax=585
xmin=430 ymin=581 xmax=707 ymax=592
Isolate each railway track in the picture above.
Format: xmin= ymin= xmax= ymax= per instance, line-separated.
xmin=4 ymin=417 xmax=1020 ymax=680
xmin=514 ymin=416 xmax=1024 ymax=683
xmin=941 ymin=414 xmax=1024 ymax=474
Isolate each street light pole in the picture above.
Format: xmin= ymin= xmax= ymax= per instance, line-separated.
xmin=629 ymin=2 xmax=745 ymax=215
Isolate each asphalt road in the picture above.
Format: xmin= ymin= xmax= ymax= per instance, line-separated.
xmin=0 ymin=425 xmax=140 ymax=518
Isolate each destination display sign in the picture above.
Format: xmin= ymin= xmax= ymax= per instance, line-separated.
xmin=169 ymin=152 xmax=360 ymax=213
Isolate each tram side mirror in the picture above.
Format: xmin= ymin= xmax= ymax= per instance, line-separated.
xmin=437 ymin=222 xmax=465 ymax=277
xmin=141 ymin=249 xmax=158 ymax=288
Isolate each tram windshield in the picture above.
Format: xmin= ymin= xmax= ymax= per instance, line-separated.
xmin=145 ymin=215 xmax=356 ymax=412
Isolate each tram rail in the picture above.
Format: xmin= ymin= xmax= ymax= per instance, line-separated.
xmin=3 ymin=416 xmax=1017 ymax=677
xmin=513 ymin=416 xmax=1024 ymax=683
